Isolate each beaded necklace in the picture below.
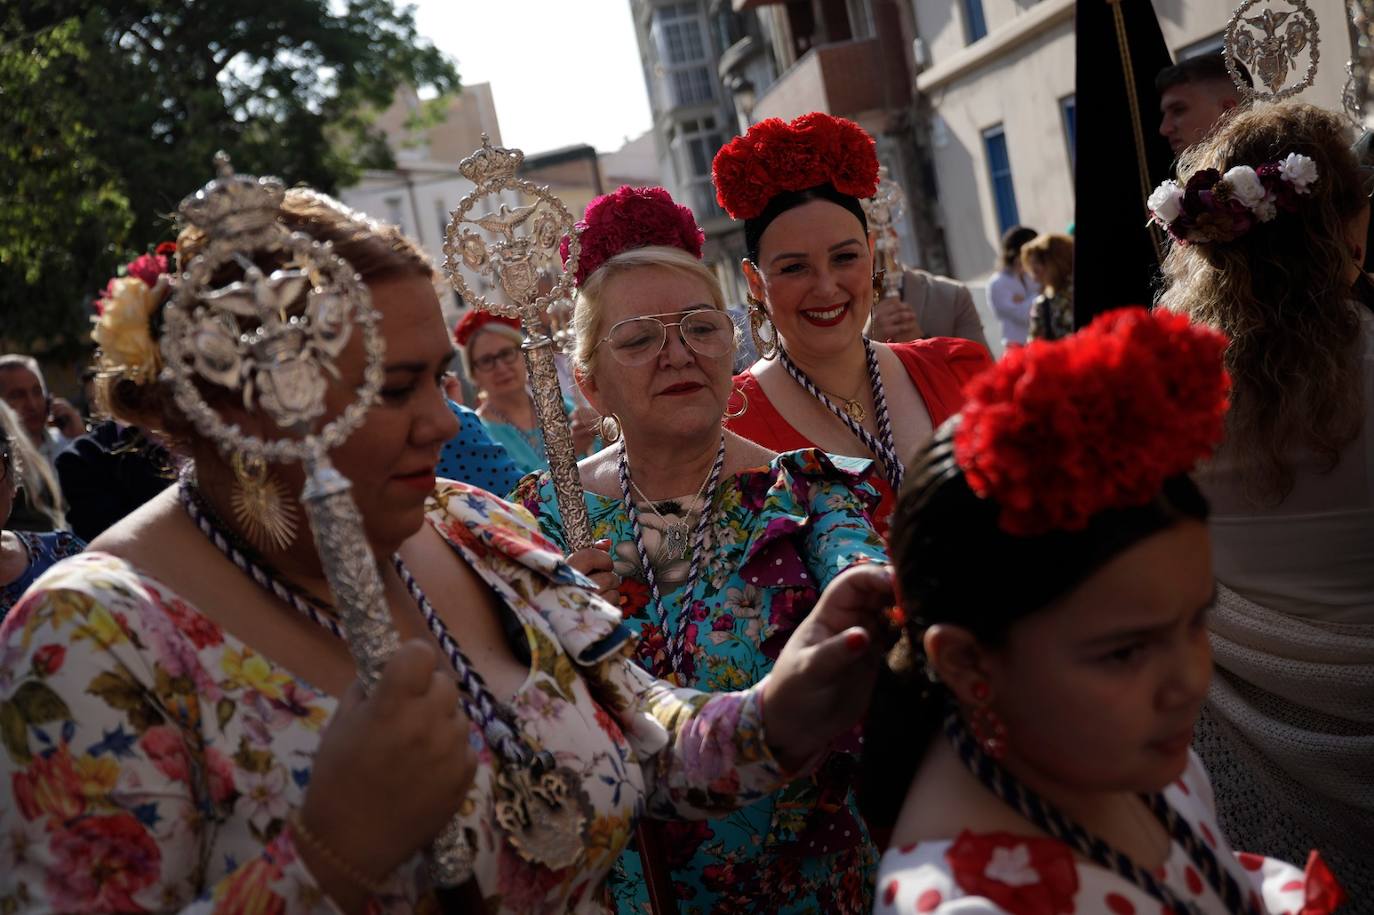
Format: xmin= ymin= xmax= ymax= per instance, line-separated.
xmin=779 ymin=338 xmax=904 ymax=491
xmin=178 ymin=474 xmax=538 ymax=769
xmin=616 ymin=435 xmax=726 ymax=677
xmin=943 ymin=712 xmax=1256 ymax=915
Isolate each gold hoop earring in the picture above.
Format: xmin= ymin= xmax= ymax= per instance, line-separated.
xmin=746 ymin=294 xmax=779 ymax=360
xmin=230 ymin=453 xmax=298 ymax=552
xmin=599 ymin=414 xmax=622 ymax=444
xmin=724 ymin=385 xmax=748 ymax=421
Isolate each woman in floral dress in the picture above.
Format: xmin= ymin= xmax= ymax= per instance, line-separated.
xmin=514 ymin=185 xmax=886 ymax=913
xmin=862 ymin=308 xmax=1344 ymax=914
xmin=0 ymin=189 xmax=894 ymax=914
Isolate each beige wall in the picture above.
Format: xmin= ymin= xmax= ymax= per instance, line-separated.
xmin=1151 ymin=0 xmax=1350 ymax=115
xmin=375 ymin=83 xmax=504 ymax=166
xmin=914 ymin=0 xmax=1074 ymax=281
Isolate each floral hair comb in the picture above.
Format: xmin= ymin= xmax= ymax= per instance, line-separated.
xmin=1147 ymin=153 xmax=1318 ymax=245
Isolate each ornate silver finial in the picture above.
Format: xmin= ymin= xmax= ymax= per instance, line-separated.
xmin=863 ymin=166 xmax=908 ymax=299
xmin=443 ymin=141 xmax=579 ymax=319
xmin=162 ymin=156 xmax=384 ymax=464
xmin=1224 ymin=0 xmax=1320 ymax=103
xmin=177 ymin=152 xmax=289 ymax=242
xmin=458 ymin=134 xmax=526 ymax=189
xmin=442 ymin=140 xmax=591 ymax=550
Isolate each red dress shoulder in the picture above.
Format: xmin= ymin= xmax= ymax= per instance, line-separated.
xmin=727 ymin=338 xmax=992 ymax=534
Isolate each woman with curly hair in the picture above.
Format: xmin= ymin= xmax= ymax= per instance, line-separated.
xmin=862 ymin=308 xmax=1343 ymax=914
xmin=1153 ymin=100 xmax=1374 ymax=901
xmin=712 ymin=113 xmax=993 ymax=535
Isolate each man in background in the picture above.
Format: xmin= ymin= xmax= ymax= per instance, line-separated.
xmin=0 ymin=355 xmax=83 ymax=470
xmin=868 ymin=267 xmax=989 ymax=349
xmin=1158 ymin=53 xmax=1252 ymax=156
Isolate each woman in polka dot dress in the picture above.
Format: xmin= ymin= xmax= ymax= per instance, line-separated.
xmin=862 ymin=309 xmax=1346 ymax=915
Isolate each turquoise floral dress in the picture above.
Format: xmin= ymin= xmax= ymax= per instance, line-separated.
xmin=0 ymin=482 xmax=799 ymax=914
xmin=512 ymin=449 xmax=888 ymax=914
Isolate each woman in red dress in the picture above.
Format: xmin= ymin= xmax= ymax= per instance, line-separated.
xmin=713 ymin=113 xmax=992 ymax=534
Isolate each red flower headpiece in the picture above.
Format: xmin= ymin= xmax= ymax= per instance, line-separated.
xmin=711 ymin=113 xmax=880 ymax=221
xmin=560 ymin=185 xmax=704 ymax=288
xmin=952 ymin=308 xmax=1230 ymax=536
xmin=452 ymin=309 xmax=521 ymax=348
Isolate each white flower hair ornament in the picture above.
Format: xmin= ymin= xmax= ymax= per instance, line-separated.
xmin=1146 ymin=153 xmax=1318 ymax=245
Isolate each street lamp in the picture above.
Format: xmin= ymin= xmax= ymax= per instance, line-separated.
xmin=726 ymin=75 xmax=756 ymax=134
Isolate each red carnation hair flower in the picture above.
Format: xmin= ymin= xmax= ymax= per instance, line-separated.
xmin=560 ymin=185 xmax=705 ymax=287
xmin=453 ymin=309 xmax=521 ymax=348
xmin=952 ymin=307 xmax=1231 ymax=536
xmin=711 ymin=112 xmax=879 ymax=221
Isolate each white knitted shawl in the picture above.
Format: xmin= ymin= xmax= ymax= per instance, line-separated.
xmin=1193 ymin=582 xmax=1374 ymax=907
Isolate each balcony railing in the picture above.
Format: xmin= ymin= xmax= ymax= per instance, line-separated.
xmin=750 ymin=37 xmax=904 ymax=123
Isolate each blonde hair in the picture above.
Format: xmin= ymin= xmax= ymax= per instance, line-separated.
xmin=1021 ymin=233 xmax=1074 ymax=294
xmin=0 ymin=400 xmax=66 ymax=530
xmin=103 ymin=188 xmax=434 ymax=443
xmin=572 ymin=246 xmax=729 ymax=374
xmin=460 ymin=323 xmax=525 ymax=380
xmin=1157 ymin=101 xmax=1365 ymax=505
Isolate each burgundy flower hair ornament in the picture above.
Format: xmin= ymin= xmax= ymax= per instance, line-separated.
xmin=952 ymin=308 xmax=1231 ymax=536
xmin=711 ymin=112 xmax=880 ymax=221
xmin=559 ymin=185 xmax=705 ymax=287
xmin=1147 ymin=153 xmax=1318 ymax=245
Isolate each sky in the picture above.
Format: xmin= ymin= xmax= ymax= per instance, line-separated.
xmin=412 ymin=0 xmax=655 ymax=156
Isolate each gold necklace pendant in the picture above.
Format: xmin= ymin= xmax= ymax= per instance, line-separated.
xmin=842 ymin=399 xmax=867 ymax=423
xmin=492 ymin=762 xmax=593 ymax=869
xmin=230 ymin=453 xmax=298 ymax=552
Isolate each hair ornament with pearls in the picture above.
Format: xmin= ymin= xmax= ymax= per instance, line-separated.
xmin=1147 ymin=153 xmax=1318 ymax=245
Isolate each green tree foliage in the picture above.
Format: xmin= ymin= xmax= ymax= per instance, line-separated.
xmin=1 ymin=0 xmax=459 ymax=358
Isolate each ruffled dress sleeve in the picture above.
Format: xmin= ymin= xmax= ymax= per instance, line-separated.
xmin=0 ymin=555 xmax=378 ymax=915
xmin=428 ymin=483 xmax=797 ymax=821
xmin=735 ymin=449 xmax=884 ymax=592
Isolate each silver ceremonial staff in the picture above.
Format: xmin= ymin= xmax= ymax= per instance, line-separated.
xmin=162 ymin=154 xmax=474 ymax=884
xmin=442 ymin=136 xmax=593 ymax=551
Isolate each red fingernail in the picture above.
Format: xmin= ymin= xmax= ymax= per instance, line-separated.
xmin=845 ymin=630 xmax=868 ymax=653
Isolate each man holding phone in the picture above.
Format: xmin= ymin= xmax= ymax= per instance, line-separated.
xmin=0 ymin=355 xmax=84 ymax=469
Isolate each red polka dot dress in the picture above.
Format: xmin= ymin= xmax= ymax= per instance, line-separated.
xmin=873 ymin=753 xmax=1344 ymax=914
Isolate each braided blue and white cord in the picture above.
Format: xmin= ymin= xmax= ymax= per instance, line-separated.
xmin=943 ymin=713 xmax=1256 ymax=915
xmin=780 ymin=338 xmax=904 ymax=491
xmin=179 ymin=476 xmax=533 ymax=769
xmin=616 ymin=434 xmax=726 ymax=677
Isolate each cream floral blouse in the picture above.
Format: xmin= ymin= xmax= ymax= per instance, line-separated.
xmin=0 ymin=481 xmax=793 ymax=913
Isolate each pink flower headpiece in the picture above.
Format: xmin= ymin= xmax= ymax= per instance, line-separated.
xmin=1147 ymin=153 xmax=1318 ymax=245
xmin=559 ymin=185 xmax=705 ymax=287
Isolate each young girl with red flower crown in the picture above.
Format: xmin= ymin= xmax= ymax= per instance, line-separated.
xmin=712 ymin=113 xmax=993 ymax=536
xmin=862 ymin=308 xmax=1344 ymax=915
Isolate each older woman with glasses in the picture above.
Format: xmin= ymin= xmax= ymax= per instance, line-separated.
xmin=455 ymin=310 xmax=598 ymax=477
xmin=513 ymin=186 xmax=887 ymax=914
